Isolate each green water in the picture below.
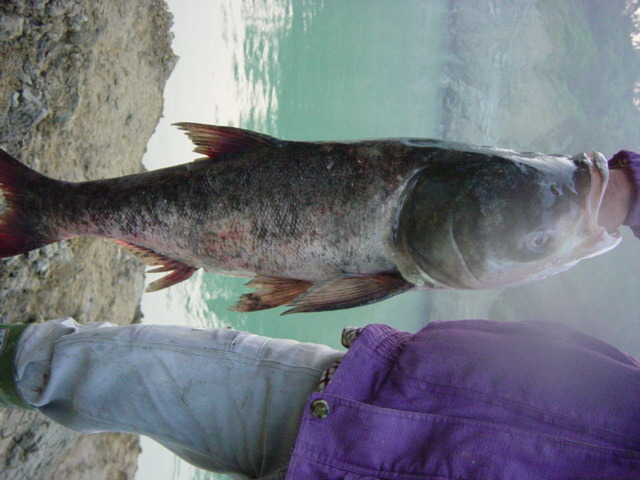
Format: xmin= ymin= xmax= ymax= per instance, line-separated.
xmin=145 ymin=0 xmax=448 ymax=347
xmin=210 ymin=1 xmax=447 ymax=348
xmin=137 ymin=2 xmax=448 ymax=479
xmin=275 ymin=2 xmax=447 ymax=140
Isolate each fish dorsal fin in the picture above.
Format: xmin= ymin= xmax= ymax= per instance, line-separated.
xmin=229 ymin=276 xmax=313 ymax=312
xmin=112 ymin=240 xmax=197 ymax=291
xmin=282 ymin=273 xmax=414 ymax=315
xmin=174 ymin=122 xmax=280 ymax=159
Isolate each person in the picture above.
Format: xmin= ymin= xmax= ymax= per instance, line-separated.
xmin=601 ymin=150 xmax=640 ymax=236
xmin=0 ymin=151 xmax=639 ymax=480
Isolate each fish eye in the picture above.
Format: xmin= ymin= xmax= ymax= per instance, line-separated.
xmin=525 ymin=231 xmax=550 ymax=253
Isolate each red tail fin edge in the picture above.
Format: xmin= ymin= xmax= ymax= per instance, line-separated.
xmin=0 ymin=149 xmax=53 ymax=257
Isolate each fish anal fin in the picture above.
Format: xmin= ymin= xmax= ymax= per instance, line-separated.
xmin=112 ymin=240 xmax=197 ymax=291
xmin=230 ymin=276 xmax=312 ymax=312
xmin=174 ymin=123 xmax=280 ymax=160
xmin=283 ymin=273 xmax=413 ymax=315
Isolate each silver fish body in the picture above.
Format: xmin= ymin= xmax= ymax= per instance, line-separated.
xmin=0 ymin=124 xmax=620 ymax=313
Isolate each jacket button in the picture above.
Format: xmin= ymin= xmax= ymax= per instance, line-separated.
xmin=311 ymin=399 xmax=329 ymax=418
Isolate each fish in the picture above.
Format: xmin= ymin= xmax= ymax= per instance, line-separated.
xmin=0 ymin=123 xmax=621 ymax=313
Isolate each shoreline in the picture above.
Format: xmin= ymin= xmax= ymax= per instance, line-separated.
xmin=0 ymin=1 xmax=176 ymax=478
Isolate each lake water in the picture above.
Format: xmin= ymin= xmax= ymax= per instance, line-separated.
xmin=136 ymin=1 xmax=640 ymax=479
xmin=136 ymin=1 xmax=447 ymax=479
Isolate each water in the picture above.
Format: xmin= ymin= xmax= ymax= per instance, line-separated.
xmin=136 ymin=1 xmax=640 ymax=479
xmin=137 ymin=1 xmax=447 ymax=479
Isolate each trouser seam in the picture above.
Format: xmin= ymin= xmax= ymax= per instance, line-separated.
xmin=55 ymin=336 xmax=330 ymax=377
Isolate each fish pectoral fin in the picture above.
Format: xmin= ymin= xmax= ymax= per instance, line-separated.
xmin=282 ymin=273 xmax=414 ymax=315
xmin=229 ymin=276 xmax=313 ymax=312
xmin=174 ymin=123 xmax=280 ymax=159
xmin=112 ymin=240 xmax=198 ymax=292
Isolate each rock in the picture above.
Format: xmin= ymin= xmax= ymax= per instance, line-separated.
xmin=0 ymin=0 xmax=177 ymax=479
xmin=0 ymin=13 xmax=24 ymax=41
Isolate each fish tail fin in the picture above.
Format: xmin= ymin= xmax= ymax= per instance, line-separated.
xmin=0 ymin=149 xmax=57 ymax=257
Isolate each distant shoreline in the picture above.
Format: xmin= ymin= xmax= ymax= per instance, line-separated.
xmin=440 ymin=0 xmax=640 ymax=154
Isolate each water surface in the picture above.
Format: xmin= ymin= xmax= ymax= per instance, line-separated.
xmin=138 ymin=1 xmax=447 ymax=479
xmin=136 ymin=2 xmax=640 ymax=479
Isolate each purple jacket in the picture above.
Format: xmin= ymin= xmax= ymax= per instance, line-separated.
xmin=286 ymin=321 xmax=640 ymax=479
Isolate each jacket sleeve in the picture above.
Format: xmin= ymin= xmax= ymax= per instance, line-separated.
xmin=608 ymin=150 xmax=640 ymax=239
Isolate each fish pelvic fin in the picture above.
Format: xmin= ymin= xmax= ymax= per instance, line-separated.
xmin=282 ymin=273 xmax=414 ymax=315
xmin=229 ymin=276 xmax=313 ymax=312
xmin=112 ymin=240 xmax=198 ymax=291
xmin=145 ymin=265 xmax=197 ymax=292
xmin=0 ymin=149 xmax=57 ymax=257
xmin=174 ymin=123 xmax=281 ymax=159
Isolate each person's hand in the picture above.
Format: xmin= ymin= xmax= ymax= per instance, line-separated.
xmin=599 ymin=166 xmax=634 ymax=233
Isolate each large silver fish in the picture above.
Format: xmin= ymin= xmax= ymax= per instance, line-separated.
xmin=0 ymin=123 xmax=621 ymax=313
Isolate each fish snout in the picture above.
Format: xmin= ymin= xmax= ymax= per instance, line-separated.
xmin=569 ymin=151 xmax=621 ymax=259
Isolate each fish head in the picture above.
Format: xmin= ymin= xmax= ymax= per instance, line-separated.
xmin=392 ymin=147 xmax=621 ymax=289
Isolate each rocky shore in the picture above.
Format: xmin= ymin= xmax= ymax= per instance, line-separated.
xmin=0 ymin=1 xmax=176 ymax=479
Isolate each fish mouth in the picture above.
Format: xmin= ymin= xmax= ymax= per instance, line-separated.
xmin=576 ymin=151 xmax=621 ymax=258
xmin=586 ymin=152 xmax=607 ymax=230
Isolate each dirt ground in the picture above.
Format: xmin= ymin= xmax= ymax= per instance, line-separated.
xmin=0 ymin=1 xmax=176 ymax=478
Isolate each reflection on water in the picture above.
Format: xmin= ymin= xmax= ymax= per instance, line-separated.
xmin=218 ymin=0 xmax=292 ymax=133
xmin=137 ymin=1 xmax=640 ymax=480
